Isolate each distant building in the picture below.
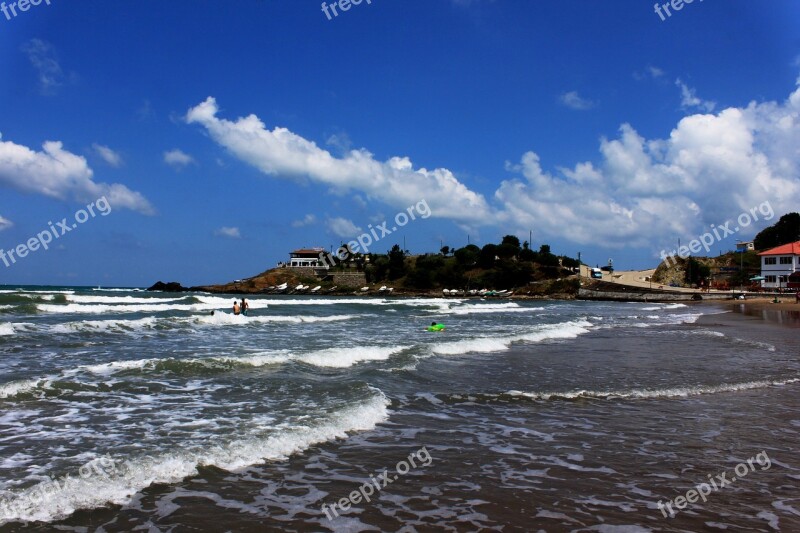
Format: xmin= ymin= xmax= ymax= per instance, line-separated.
xmin=758 ymin=241 xmax=800 ymax=289
xmin=289 ymin=248 xmax=327 ymax=268
xmin=736 ymin=241 xmax=754 ymax=253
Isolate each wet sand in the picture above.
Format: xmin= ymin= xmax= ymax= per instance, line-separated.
xmin=709 ymin=298 xmax=800 ymax=328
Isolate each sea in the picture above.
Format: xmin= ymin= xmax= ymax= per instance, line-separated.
xmin=1 ymin=286 xmax=799 ymax=532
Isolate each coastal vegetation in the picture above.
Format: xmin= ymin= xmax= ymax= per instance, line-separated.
xmin=753 ymin=212 xmax=800 ymax=250
xmin=350 ymin=236 xmax=580 ymax=291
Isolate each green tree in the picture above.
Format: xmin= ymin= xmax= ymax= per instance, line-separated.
xmin=501 ymin=235 xmax=521 ymax=250
xmin=684 ymin=257 xmax=710 ymax=286
xmin=496 ymin=243 xmax=519 ymax=260
xmin=536 ymin=244 xmax=559 ymax=267
xmin=754 ymin=213 xmax=800 ymax=251
xmin=366 ymin=255 xmax=389 ymax=282
xmin=478 ymin=244 xmax=498 ymax=269
xmin=519 ymin=248 xmax=537 ymax=262
xmin=440 ymin=245 xmax=450 ymax=256
xmin=387 ymin=245 xmax=406 ymax=280
xmin=454 ymin=245 xmax=479 ymax=266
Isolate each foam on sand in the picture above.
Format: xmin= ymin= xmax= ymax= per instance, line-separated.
xmin=0 ymin=391 xmax=390 ymax=525
xmin=505 ymin=377 xmax=800 ymax=401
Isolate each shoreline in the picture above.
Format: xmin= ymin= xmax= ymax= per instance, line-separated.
xmin=703 ymin=297 xmax=800 ymax=328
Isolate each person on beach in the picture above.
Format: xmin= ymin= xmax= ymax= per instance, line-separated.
xmin=241 ymin=298 xmax=249 ymax=316
xmin=796 ymin=292 xmax=800 ymax=304
xmin=233 ymin=300 xmax=240 ymax=316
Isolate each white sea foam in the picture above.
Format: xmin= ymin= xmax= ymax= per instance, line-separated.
xmin=188 ymin=313 xmax=356 ymax=326
xmin=79 ymin=359 xmax=161 ymax=376
xmin=0 ymin=378 xmax=48 ymax=399
xmin=37 ymin=303 xmax=209 ymax=314
xmin=432 ymin=302 xmax=546 ymax=316
xmin=641 ymin=303 xmax=688 ymax=311
xmin=429 ymin=320 xmax=593 ymax=357
xmin=0 ymin=324 xmax=14 ymax=336
xmin=50 ymin=317 xmax=159 ymax=334
xmin=506 ymin=377 xmax=800 ymax=401
xmin=298 ymin=345 xmax=408 ymax=368
xmin=0 ymin=392 xmax=389 ymax=525
xmin=66 ymin=295 xmax=186 ymax=304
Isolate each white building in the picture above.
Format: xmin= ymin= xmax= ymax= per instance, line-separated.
xmin=288 ymin=248 xmax=327 ymax=268
xmin=758 ymin=241 xmax=800 ymax=289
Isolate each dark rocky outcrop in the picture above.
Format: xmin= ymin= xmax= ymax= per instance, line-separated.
xmin=147 ymin=281 xmax=190 ymax=292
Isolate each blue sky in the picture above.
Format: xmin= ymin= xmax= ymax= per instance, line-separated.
xmin=1 ymin=0 xmax=799 ymax=286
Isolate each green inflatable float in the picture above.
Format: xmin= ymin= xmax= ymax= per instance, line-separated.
xmin=427 ymin=322 xmax=445 ymax=332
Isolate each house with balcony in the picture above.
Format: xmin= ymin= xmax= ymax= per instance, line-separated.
xmin=758 ymin=241 xmax=800 ymax=289
xmin=288 ymin=248 xmax=327 ymax=268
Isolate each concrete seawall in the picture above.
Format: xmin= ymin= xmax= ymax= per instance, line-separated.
xmin=576 ymin=279 xmax=767 ymax=302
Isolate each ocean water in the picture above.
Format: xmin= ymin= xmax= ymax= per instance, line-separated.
xmin=1 ymin=287 xmax=799 ymax=532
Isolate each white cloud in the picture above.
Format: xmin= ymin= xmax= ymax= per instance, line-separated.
xmin=185 ymin=97 xmax=492 ymax=224
xmin=497 ymin=78 xmax=800 ymax=253
xmin=292 ymin=214 xmax=317 ymax=228
xmin=559 ymin=91 xmax=595 ymax=110
xmin=214 ymin=226 xmax=241 ymax=239
xmin=635 ymin=65 xmax=665 ymax=81
xmin=186 ymin=78 xmax=800 ymax=257
xmin=163 ymin=149 xmax=195 ymax=169
xmin=0 ymin=215 xmax=13 ymax=231
xmin=0 ymin=137 xmax=155 ymax=215
xmin=327 ymin=217 xmax=362 ymax=238
xmin=676 ymin=78 xmax=716 ymax=112
xmin=20 ymin=39 xmax=69 ymax=95
xmin=92 ymin=143 xmax=123 ymax=167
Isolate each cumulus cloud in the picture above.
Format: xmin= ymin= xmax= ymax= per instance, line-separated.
xmin=560 ymin=91 xmax=595 ymax=110
xmin=92 ymin=143 xmax=123 ymax=167
xmin=214 ymin=226 xmax=241 ymax=239
xmin=163 ymin=149 xmax=195 ymax=169
xmin=327 ymin=217 xmax=362 ymax=238
xmin=185 ymin=97 xmax=491 ymax=224
xmin=676 ymin=78 xmax=716 ymax=112
xmin=0 ymin=137 xmax=154 ymax=215
xmin=186 ymin=78 xmax=800 ymax=256
xmin=0 ymin=215 xmax=13 ymax=231
xmin=292 ymin=214 xmax=317 ymax=228
xmin=497 ymin=78 xmax=800 ymax=253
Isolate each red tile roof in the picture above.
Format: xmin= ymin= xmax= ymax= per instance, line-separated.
xmin=758 ymin=241 xmax=800 ymax=256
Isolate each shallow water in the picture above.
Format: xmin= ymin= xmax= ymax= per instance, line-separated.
xmin=1 ymin=287 xmax=799 ymax=531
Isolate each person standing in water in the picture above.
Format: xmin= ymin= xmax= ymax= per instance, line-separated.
xmin=233 ymin=300 xmax=240 ymax=316
xmin=241 ymin=298 xmax=249 ymax=316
